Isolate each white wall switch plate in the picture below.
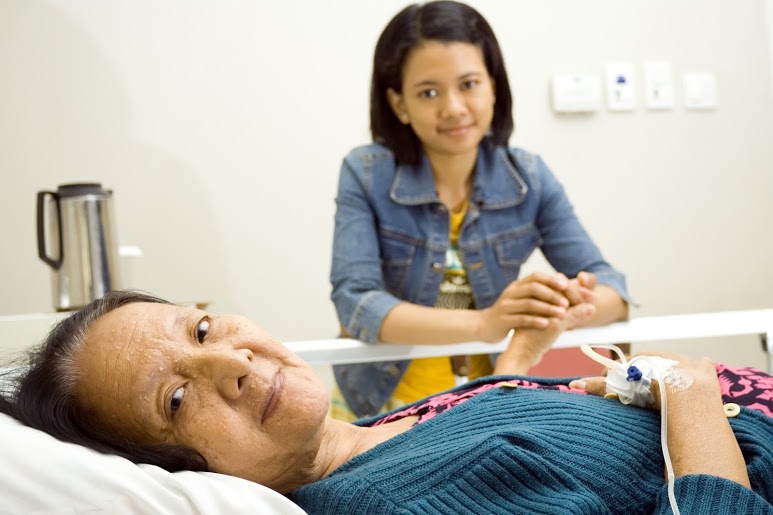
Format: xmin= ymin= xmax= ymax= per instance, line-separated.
xmin=682 ymin=72 xmax=717 ymax=110
xmin=551 ymin=74 xmax=602 ymax=113
xmin=605 ymin=63 xmax=636 ymax=111
xmin=643 ymin=61 xmax=675 ymax=110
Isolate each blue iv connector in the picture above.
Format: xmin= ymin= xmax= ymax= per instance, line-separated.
xmin=626 ymin=365 xmax=643 ymax=382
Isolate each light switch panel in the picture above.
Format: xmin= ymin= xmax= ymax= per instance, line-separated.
xmin=683 ymin=73 xmax=717 ymax=110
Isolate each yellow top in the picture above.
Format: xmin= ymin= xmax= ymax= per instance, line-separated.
xmin=392 ymin=199 xmax=493 ymax=403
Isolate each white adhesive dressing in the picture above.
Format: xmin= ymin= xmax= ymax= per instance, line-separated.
xmin=580 ymin=344 xmax=688 ymax=515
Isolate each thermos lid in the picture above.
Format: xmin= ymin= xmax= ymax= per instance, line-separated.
xmin=57 ymin=183 xmax=110 ymax=198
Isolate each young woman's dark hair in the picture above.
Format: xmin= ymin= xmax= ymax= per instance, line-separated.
xmin=0 ymin=290 xmax=209 ymax=472
xmin=370 ymin=0 xmax=514 ymax=165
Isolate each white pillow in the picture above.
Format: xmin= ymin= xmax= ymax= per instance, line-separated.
xmin=0 ymin=412 xmax=307 ymax=515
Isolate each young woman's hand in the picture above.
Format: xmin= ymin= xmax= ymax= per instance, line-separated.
xmin=380 ymin=271 xmax=613 ymax=346
xmin=477 ymin=272 xmax=593 ymax=343
xmin=562 ymin=271 xmax=597 ymax=307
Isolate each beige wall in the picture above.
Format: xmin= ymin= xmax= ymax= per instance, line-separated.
xmin=1 ymin=0 xmax=772 ymax=369
xmin=770 ymin=0 xmax=773 ymax=115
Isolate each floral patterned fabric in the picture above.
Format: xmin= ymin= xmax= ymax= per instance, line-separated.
xmin=717 ymin=364 xmax=773 ymax=418
xmin=372 ymin=364 xmax=773 ymax=427
xmin=372 ymin=379 xmax=585 ymax=426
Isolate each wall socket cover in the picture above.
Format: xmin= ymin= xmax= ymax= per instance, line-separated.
xmin=551 ymin=74 xmax=602 ymax=113
xmin=643 ymin=62 xmax=675 ymax=110
xmin=605 ymin=63 xmax=636 ymax=111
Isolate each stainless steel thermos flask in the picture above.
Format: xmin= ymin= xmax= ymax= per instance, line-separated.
xmin=36 ymin=183 xmax=122 ymax=311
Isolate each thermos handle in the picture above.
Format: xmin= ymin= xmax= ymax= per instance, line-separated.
xmin=36 ymin=191 xmax=63 ymax=270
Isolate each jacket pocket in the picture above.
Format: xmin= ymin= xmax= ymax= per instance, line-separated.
xmin=493 ymin=226 xmax=541 ymax=283
xmin=380 ymin=232 xmax=417 ymax=295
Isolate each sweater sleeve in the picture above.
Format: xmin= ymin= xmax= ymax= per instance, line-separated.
xmin=522 ymin=150 xmax=633 ymax=305
xmin=330 ymin=153 xmax=402 ymax=344
xmin=653 ymin=475 xmax=773 ymax=515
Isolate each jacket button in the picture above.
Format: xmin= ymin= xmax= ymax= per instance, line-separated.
xmin=431 ymin=262 xmax=443 ymax=272
xmin=387 ymin=365 xmax=401 ymax=376
xmin=724 ymin=403 xmax=741 ymax=418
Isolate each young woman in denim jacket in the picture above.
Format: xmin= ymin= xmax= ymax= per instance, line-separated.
xmin=330 ymin=0 xmax=631 ymax=419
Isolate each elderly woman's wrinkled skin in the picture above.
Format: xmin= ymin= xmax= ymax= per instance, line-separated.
xmin=74 ymin=302 xmax=416 ymax=493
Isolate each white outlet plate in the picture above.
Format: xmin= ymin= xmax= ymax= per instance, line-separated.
xmin=550 ymin=74 xmax=602 ymax=113
xmin=643 ymin=62 xmax=675 ymax=110
xmin=605 ymin=63 xmax=636 ymax=111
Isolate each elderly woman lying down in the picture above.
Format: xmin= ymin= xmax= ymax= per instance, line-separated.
xmin=1 ymin=291 xmax=771 ymax=514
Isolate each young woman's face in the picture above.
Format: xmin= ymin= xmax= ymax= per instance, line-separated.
xmin=74 ymin=302 xmax=330 ymax=492
xmin=388 ymin=40 xmax=496 ymax=163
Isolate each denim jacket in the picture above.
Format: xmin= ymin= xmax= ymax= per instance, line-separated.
xmin=330 ymin=138 xmax=630 ymax=417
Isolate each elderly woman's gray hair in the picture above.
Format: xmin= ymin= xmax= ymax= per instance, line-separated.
xmin=0 ymin=290 xmax=208 ymax=471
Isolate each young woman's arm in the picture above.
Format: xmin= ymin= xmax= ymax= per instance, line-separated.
xmin=560 ymin=272 xmax=628 ymax=327
xmin=580 ymin=283 xmax=629 ymax=327
xmin=379 ymin=272 xmax=585 ymax=345
xmin=527 ymin=153 xmax=632 ymax=325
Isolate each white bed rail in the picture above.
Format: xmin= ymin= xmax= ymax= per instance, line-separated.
xmin=285 ymin=309 xmax=773 ymax=372
xmin=2 ymin=309 xmax=772 ymax=372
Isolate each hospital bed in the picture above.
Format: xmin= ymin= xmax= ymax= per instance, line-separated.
xmin=1 ymin=308 xmax=771 ymax=514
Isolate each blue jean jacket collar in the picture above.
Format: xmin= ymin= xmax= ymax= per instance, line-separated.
xmin=390 ymin=138 xmax=529 ymax=208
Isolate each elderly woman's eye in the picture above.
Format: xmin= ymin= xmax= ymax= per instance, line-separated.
xmin=170 ymin=386 xmax=185 ymax=415
xmin=196 ymin=319 xmax=210 ymax=343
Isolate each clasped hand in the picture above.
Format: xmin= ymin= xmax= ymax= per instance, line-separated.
xmin=480 ymin=271 xmax=597 ymax=344
xmin=489 ymin=272 xmax=597 ymax=375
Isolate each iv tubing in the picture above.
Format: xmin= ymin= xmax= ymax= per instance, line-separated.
xmin=579 ymin=344 xmax=680 ymax=515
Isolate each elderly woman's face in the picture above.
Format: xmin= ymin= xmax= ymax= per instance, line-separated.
xmin=74 ymin=302 xmax=330 ymax=491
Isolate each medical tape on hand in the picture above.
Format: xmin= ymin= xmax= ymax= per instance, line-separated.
xmin=579 ymin=344 xmax=691 ymax=407
xmin=580 ymin=344 xmax=692 ymax=515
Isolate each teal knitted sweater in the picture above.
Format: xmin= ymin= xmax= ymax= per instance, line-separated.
xmin=291 ymin=377 xmax=773 ymax=514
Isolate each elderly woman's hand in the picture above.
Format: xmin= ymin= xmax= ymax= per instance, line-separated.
xmin=569 ymin=350 xmax=751 ymax=488
xmin=568 ymin=350 xmax=720 ymax=411
xmin=492 ymin=303 xmax=595 ymax=375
